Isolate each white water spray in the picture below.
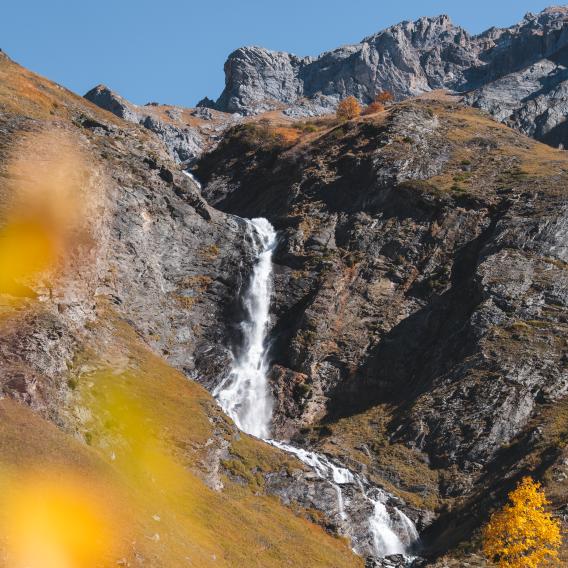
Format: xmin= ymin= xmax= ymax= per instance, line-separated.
xmin=182 ymin=169 xmax=202 ymax=190
xmin=369 ymin=496 xmax=406 ymax=556
xmin=213 ymin=218 xmax=276 ymax=439
xmin=214 ymin=217 xmax=419 ymax=559
xmin=271 ymin=440 xmax=415 ymax=557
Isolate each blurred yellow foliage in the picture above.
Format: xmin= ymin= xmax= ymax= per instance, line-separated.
xmin=0 ymin=129 xmax=90 ymax=295
xmin=0 ymin=371 xmax=186 ymax=568
xmin=0 ymin=219 xmax=55 ymax=294
xmin=90 ymin=375 xmax=187 ymax=494
xmin=3 ymin=470 xmax=117 ymax=568
xmin=482 ymin=477 xmax=562 ymax=568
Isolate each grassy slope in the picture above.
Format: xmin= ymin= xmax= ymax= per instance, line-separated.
xmin=79 ymin=308 xmax=361 ymax=567
xmin=0 ymin=303 xmax=360 ymax=567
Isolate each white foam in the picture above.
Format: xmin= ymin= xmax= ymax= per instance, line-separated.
xmin=214 ymin=218 xmax=276 ymax=439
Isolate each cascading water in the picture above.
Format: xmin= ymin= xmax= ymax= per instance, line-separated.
xmin=270 ymin=439 xmax=418 ymax=557
xmin=214 ymin=216 xmax=419 ymax=560
xmin=213 ymin=218 xmax=276 ymax=439
xmin=182 ymin=169 xmax=202 ymax=189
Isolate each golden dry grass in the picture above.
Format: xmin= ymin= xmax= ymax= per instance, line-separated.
xmin=0 ymin=307 xmax=362 ymax=567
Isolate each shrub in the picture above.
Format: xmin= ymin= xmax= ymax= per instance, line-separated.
xmin=482 ymin=477 xmax=562 ymax=568
xmin=362 ymin=101 xmax=385 ymax=116
xmin=336 ymin=96 xmax=362 ymax=120
xmin=375 ymin=90 xmax=394 ymax=104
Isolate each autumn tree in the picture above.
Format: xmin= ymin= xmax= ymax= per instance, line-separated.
xmin=336 ymin=96 xmax=361 ymax=120
xmin=362 ymin=101 xmax=385 ymax=115
xmin=375 ymin=90 xmax=394 ymax=104
xmin=482 ymin=477 xmax=562 ymax=568
xmin=362 ymin=90 xmax=394 ymax=115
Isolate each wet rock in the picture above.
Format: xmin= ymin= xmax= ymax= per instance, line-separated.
xmin=367 ymin=554 xmax=428 ymax=567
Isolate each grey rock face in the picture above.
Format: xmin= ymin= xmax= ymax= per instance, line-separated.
xmin=195 ymin=98 xmax=568 ymax=554
xmin=210 ymin=6 xmax=568 ymax=147
xmin=465 ymin=57 xmax=568 ymax=147
xmin=141 ymin=115 xmax=204 ymax=163
xmin=216 ymin=47 xmax=309 ymax=115
xmin=0 ymin=113 xmax=254 ymax=419
xmin=84 ymin=85 xmax=238 ymax=165
xmin=213 ymin=15 xmax=469 ymax=115
xmin=84 ymin=84 xmax=142 ymax=122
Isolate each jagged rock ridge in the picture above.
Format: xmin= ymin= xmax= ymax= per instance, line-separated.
xmin=206 ymin=6 xmax=568 ymax=147
xmin=84 ymin=7 xmax=568 ymax=154
xmin=84 ymin=84 xmax=241 ymax=164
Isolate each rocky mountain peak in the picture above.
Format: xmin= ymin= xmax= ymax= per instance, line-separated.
xmin=366 ymin=13 xmax=462 ymax=48
xmin=523 ymin=5 xmax=568 ymax=23
xmin=84 ymin=83 xmax=244 ymax=165
xmin=191 ymin=6 xmax=568 ymax=151
xmin=84 ymin=83 xmax=140 ymax=121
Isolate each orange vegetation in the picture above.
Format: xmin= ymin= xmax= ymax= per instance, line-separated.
xmin=336 ymin=96 xmax=362 ymax=120
xmin=482 ymin=477 xmax=562 ymax=568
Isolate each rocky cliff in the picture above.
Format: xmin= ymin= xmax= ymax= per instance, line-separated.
xmin=204 ymin=6 xmax=568 ymax=149
xmin=84 ymin=84 xmax=241 ymax=164
xmin=196 ymin=98 xmax=568 ymax=562
xmin=84 ymin=7 xmax=568 ymax=156
xmin=1 ymin=14 xmax=568 ymax=565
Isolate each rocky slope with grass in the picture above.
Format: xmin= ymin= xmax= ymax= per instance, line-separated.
xmin=0 ymin=50 xmax=362 ymax=567
xmin=195 ymin=97 xmax=568 ymax=562
xmin=84 ymin=84 xmax=241 ymax=165
xmin=1 ymin=38 xmax=568 ymax=566
xmin=203 ymin=6 xmax=568 ymax=150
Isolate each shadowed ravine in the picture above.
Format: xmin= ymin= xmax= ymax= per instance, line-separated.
xmin=213 ymin=216 xmax=420 ymax=561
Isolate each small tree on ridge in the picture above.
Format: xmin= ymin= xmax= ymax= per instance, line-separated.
xmin=336 ymin=96 xmax=361 ymax=120
xmin=375 ymin=90 xmax=394 ymax=104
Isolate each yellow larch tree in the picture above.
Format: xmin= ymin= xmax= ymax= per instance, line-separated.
xmin=336 ymin=96 xmax=361 ymax=120
xmin=482 ymin=477 xmax=562 ymax=568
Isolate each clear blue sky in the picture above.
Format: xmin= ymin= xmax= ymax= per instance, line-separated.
xmin=0 ymin=0 xmax=559 ymax=107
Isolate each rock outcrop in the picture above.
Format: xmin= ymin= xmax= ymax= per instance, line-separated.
xmin=85 ymin=7 xmax=568 ymax=150
xmin=464 ymin=53 xmax=568 ymax=148
xmin=206 ymin=7 xmax=568 ymax=149
xmin=84 ymin=84 xmax=240 ymax=164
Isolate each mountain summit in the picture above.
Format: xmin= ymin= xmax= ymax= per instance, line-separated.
xmin=202 ymin=6 xmax=568 ymax=146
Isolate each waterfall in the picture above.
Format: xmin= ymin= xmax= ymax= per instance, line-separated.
xmin=271 ymin=439 xmax=415 ymax=558
xmin=368 ymin=496 xmax=406 ymax=556
xmin=182 ymin=169 xmax=202 ymax=190
xmin=214 ymin=217 xmax=419 ymax=560
xmin=213 ymin=218 xmax=276 ymax=439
